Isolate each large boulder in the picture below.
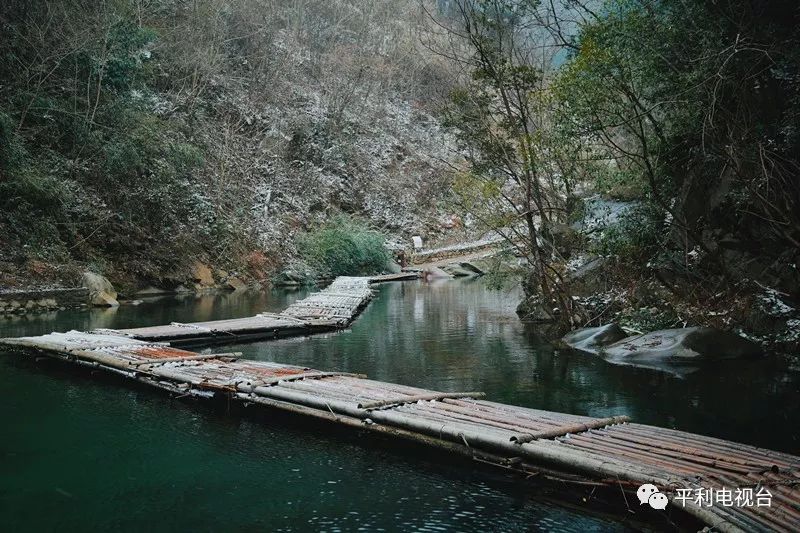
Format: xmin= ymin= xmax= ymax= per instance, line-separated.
xmin=82 ymin=272 xmax=119 ymax=307
xmin=458 ymin=261 xmax=485 ymax=275
xmin=603 ymin=328 xmax=763 ymax=363
xmin=191 ymin=262 xmax=215 ymax=287
xmin=563 ymin=324 xmax=763 ymax=372
xmin=441 ymin=263 xmax=475 ymax=277
xmin=566 ymin=256 xmax=607 ymax=283
xmin=423 ymin=267 xmax=452 ymax=280
xmin=562 ymin=323 xmax=628 ymax=352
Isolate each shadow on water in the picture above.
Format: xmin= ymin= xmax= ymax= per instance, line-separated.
xmin=1 ymin=278 xmax=797 ymax=530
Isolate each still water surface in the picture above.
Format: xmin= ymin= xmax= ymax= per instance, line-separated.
xmin=1 ymin=279 xmax=798 ymax=531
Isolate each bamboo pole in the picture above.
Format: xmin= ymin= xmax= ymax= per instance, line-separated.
xmin=358 ymin=392 xmax=486 ymax=410
xmin=1 ymin=335 xmax=790 ymax=533
xmin=236 ymin=372 xmax=366 ymax=392
xmin=510 ymin=416 xmax=631 ymax=444
xmin=129 ymin=352 xmax=242 ymax=365
xmin=242 ymin=384 xmax=681 ymax=487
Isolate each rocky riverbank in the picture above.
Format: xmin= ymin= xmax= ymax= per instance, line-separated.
xmin=0 ymin=287 xmax=89 ymax=315
xmin=0 ymin=260 xmax=258 ymax=318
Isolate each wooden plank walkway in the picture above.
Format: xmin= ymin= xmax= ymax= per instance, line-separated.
xmin=1 ymin=330 xmax=797 ymax=532
xmin=98 ymin=275 xmax=417 ymax=346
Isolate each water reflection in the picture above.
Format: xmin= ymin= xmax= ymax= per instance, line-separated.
xmin=0 ymin=281 xmax=633 ymax=532
xmin=0 ymin=287 xmax=310 ymax=339
xmin=1 ymin=278 xmax=798 ymax=531
xmin=3 ymin=279 xmax=797 ymax=454
xmin=229 ymin=279 xmax=800 ymax=454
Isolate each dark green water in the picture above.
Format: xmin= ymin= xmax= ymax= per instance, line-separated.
xmin=1 ymin=279 xmax=798 ymax=532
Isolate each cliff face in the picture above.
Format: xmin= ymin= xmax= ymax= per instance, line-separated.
xmin=0 ymin=0 xmax=458 ymax=290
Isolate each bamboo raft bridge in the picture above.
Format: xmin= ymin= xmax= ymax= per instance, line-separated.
xmin=92 ymin=274 xmax=417 ymax=346
xmin=1 ymin=277 xmax=798 ymax=531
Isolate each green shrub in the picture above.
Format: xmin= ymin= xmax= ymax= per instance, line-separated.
xmin=298 ymin=215 xmax=389 ymax=278
xmin=0 ymin=111 xmax=73 ymax=212
xmin=594 ymin=204 xmax=663 ymax=260
xmin=594 ymin=168 xmax=646 ymax=200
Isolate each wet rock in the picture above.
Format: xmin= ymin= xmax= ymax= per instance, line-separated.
xmin=564 ymin=325 xmax=763 ymax=372
xmin=605 ymin=328 xmax=762 ymax=362
xmin=90 ymin=292 xmax=120 ymax=307
xmin=82 ymin=272 xmax=119 ymax=307
xmin=562 ymin=323 xmax=628 ymax=352
xmin=468 ymin=258 xmax=495 ymax=273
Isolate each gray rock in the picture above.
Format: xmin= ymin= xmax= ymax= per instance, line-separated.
xmin=562 ymin=323 xmax=628 ymax=352
xmin=441 ymin=264 xmax=474 ymax=277
xmin=563 ymin=325 xmax=763 ymax=373
xmin=567 ymin=256 xmax=607 ymax=282
xmin=38 ymin=298 xmax=58 ymax=308
xmin=423 ymin=267 xmax=452 ymax=280
xmin=82 ymin=272 xmax=119 ymax=307
xmin=605 ymin=328 xmax=762 ymax=362
xmin=458 ymin=261 xmax=485 ymax=275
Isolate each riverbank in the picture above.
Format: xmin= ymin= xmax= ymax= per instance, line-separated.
xmin=559 ymin=254 xmax=800 ymax=355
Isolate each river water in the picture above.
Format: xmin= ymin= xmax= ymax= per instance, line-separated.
xmin=2 ymin=279 xmax=798 ymax=531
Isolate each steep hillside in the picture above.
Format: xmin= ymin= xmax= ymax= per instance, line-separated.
xmin=0 ymin=0 xmax=457 ymax=291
